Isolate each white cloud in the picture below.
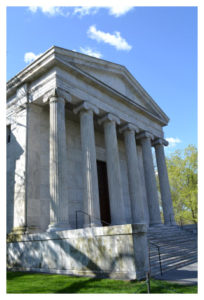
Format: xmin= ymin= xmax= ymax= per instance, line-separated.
xmin=108 ymin=6 xmax=134 ymax=17
xmin=24 ymin=52 xmax=42 ymax=64
xmin=73 ymin=7 xmax=99 ymax=17
xmin=79 ymin=47 xmax=102 ymax=58
xmin=73 ymin=6 xmax=133 ymax=17
xmin=28 ymin=6 xmax=38 ymax=13
xmin=87 ymin=25 xmax=132 ymax=51
xmin=28 ymin=6 xmax=134 ymax=18
xmin=166 ymin=137 xmax=182 ymax=148
xmin=28 ymin=6 xmax=69 ymax=17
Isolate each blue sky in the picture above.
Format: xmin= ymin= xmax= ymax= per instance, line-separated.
xmin=6 ymin=5 xmax=197 ymax=155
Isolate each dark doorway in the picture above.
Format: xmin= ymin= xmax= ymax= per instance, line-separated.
xmin=97 ymin=160 xmax=111 ymax=226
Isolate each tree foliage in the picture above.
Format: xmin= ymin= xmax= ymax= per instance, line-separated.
xmin=165 ymin=145 xmax=197 ymax=225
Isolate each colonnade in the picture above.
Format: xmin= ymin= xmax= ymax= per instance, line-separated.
xmin=46 ymin=94 xmax=175 ymax=231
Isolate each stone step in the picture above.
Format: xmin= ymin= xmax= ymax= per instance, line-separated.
xmin=149 ymin=239 xmax=196 ymax=246
xmin=148 ymin=230 xmax=196 ymax=236
xmin=148 ymin=227 xmax=186 ymax=232
xmin=149 ymin=249 xmax=197 ymax=261
xmin=149 ymin=240 xmax=197 ymax=247
xmin=147 ymin=225 xmax=197 ymax=276
xmin=149 ymin=243 xmax=197 ymax=254
xmin=148 ymin=227 xmax=195 ymax=235
xmin=150 ymin=253 xmax=197 ymax=268
xmin=148 ymin=229 xmax=196 ymax=235
xmin=147 ymin=230 xmax=196 ymax=236
xmin=150 ymin=257 xmax=197 ymax=276
xmin=148 ymin=234 xmax=196 ymax=241
xmin=150 ymin=256 xmax=197 ymax=275
xmin=149 ymin=242 xmax=197 ymax=255
xmin=148 ymin=226 xmax=183 ymax=232
xmin=150 ymin=248 xmax=197 ymax=260
xmin=149 ymin=245 xmax=196 ymax=254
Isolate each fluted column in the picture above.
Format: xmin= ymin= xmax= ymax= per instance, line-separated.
xmin=136 ymin=131 xmax=162 ymax=225
xmin=119 ymin=124 xmax=145 ymax=224
xmin=74 ymin=102 xmax=101 ymax=227
xmin=98 ymin=113 xmax=126 ymax=225
xmin=153 ymin=138 xmax=176 ymax=225
xmin=48 ymin=95 xmax=71 ymax=231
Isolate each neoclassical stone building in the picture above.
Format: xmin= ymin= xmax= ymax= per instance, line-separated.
xmin=7 ymin=46 xmax=175 ymax=279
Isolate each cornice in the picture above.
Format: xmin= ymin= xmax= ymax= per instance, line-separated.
xmin=7 ymin=46 xmax=56 ymax=98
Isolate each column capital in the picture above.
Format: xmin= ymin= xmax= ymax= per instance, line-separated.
xmin=73 ymin=101 xmax=99 ymax=115
xmin=98 ymin=113 xmax=120 ymax=126
xmin=49 ymin=96 xmax=65 ymax=104
xmin=119 ymin=123 xmax=140 ymax=134
xmin=43 ymin=87 xmax=72 ymax=104
xmin=136 ymin=131 xmax=154 ymax=140
xmin=152 ymin=138 xmax=169 ymax=147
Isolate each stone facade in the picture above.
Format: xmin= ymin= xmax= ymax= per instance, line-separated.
xmin=7 ymin=224 xmax=148 ymax=280
xmin=7 ymin=46 xmax=176 ymax=279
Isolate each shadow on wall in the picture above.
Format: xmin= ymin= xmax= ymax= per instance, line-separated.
xmin=7 ymin=129 xmax=24 ymax=233
xmin=7 ymin=231 xmax=141 ymax=282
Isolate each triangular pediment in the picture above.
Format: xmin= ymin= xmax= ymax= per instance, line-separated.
xmin=7 ymin=45 xmax=169 ymax=125
xmin=73 ymin=65 xmax=146 ymax=106
xmin=54 ymin=46 xmax=169 ymax=124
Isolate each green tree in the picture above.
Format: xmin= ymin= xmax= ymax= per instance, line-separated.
xmin=165 ymin=145 xmax=197 ymax=225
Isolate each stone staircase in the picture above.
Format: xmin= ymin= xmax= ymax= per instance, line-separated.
xmin=147 ymin=225 xmax=197 ymax=276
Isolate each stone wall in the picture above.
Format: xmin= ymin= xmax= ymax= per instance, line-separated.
xmin=7 ymin=107 xmax=27 ymax=233
xmin=7 ymin=224 xmax=149 ymax=280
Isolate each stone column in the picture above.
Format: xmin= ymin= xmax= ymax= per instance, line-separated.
xmin=74 ymin=102 xmax=101 ymax=227
xmin=153 ymin=138 xmax=176 ymax=225
xmin=136 ymin=131 xmax=162 ymax=225
xmin=98 ymin=113 xmax=126 ymax=225
xmin=119 ymin=124 xmax=145 ymax=224
xmin=48 ymin=95 xmax=71 ymax=231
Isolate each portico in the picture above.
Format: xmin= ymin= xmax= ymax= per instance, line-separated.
xmin=7 ymin=46 xmax=175 ymax=233
xmin=34 ymin=94 xmax=174 ymax=230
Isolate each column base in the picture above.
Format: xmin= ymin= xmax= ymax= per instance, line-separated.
xmin=47 ymin=223 xmax=72 ymax=232
xmin=84 ymin=222 xmax=102 ymax=228
xmin=149 ymin=222 xmax=163 ymax=227
xmin=10 ymin=225 xmax=29 ymax=235
xmin=164 ymin=214 xmax=177 ymax=226
xmin=110 ymin=221 xmax=126 ymax=226
xmin=164 ymin=221 xmax=177 ymax=226
xmin=7 ymin=226 xmax=30 ymax=242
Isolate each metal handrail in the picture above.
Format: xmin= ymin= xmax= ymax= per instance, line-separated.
xmin=149 ymin=241 xmax=163 ymax=276
xmin=75 ymin=210 xmax=111 ymax=229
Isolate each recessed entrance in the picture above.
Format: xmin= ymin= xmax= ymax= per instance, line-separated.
xmin=97 ymin=160 xmax=111 ymax=226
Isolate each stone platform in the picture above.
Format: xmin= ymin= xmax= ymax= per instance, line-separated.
xmin=7 ymin=223 xmax=149 ymax=280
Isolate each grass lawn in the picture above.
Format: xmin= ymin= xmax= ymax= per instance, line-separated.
xmin=7 ymin=271 xmax=197 ymax=293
